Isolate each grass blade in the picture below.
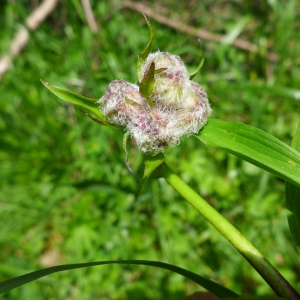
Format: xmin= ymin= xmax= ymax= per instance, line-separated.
xmin=41 ymin=80 xmax=107 ymax=122
xmin=0 ymin=260 xmax=238 ymax=298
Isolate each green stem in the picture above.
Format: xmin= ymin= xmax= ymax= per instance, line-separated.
xmin=159 ymin=163 xmax=300 ymax=300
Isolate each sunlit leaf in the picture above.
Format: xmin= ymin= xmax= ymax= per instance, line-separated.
xmin=196 ymin=119 xmax=300 ymax=188
xmin=285 ymin=120 xmax=300 ymax=249
xmin=140 ymin=62 xmax=156 ymax=105
xmin=41 ymin=80 xmax=107 ymax=123
xmin=0 ymin=260 xmax=238 ymax=298
xmin=136 ymin=153 xmax=165 ymax=196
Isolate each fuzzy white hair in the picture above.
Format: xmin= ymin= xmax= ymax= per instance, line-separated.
xmin=98 ymin=52 xmax=212 ymax=154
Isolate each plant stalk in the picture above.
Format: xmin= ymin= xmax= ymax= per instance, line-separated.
xmin=159 ymin=163 xmax=300 ymax=300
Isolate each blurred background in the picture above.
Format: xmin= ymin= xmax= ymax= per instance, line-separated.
xmin=1 ymin=0 xmax=300 ymax=299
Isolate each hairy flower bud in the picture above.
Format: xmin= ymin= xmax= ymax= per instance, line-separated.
xmin=139 ymin=51 xmax=190 ymax=107
xmin=98 ymin=51 xmax=212 ymax=155
xmin=98 ymin=80 xmax=147 ymax=127
xmin=172 ymin=81 xmax=212 ymax=136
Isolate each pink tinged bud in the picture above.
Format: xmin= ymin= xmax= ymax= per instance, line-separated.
xmin=98 ymin=52 xmax=212 ymax=156
xmin=173 ymin=81 xmax=212 ymax=135
xmin=97 ymin=80 xmax=147 ymax=126
xmin=143 ymin=52 xmax=188 ymax=76
xmin=139 ymin=52 xmax=190 ymax=106
xmin=128 ymin=110 xmax=165 ymax=154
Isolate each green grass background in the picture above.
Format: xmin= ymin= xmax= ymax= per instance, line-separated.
xmin=1 ymin=0 xmax=300 ymax=299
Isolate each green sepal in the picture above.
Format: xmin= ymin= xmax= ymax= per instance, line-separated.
xmin=136 ymin=153 xmax=165 ymax=197
xmin=123 ymin=131 xmax=132 ymax=172
xmin=137 ymin=15 xmax=155 ymax=83
xmin=139 ymin=62 xmax=156 ymax=105
xmin=41 ymin=80 xmax=107 ymax=124
xmin=189 ymin=40 xmax=205 ymax=80
xmin=285 ymin=120 xmax=300 ymax=249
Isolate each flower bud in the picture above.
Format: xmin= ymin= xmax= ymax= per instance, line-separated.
xmin=98 ymin=79 xmax=147 ymax=127
xmin=139 ymin=51 xmax=190 ymax=107
xmin=169 ymin=81 xmax=212 ymax=138
xmin=98 ymin=52 xmax=212 ymax=156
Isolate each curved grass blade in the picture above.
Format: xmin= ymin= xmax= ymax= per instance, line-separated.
xmin=285 ymin=120 xmax=300 ymax=248
xmin=137 ymin=15 xmax=155 ymax=82
xmin=41 ymin=80 xmax=107 ymax=123
xmin=223 ymin=297 xmax=286 ymax=300
xmin=196 ymin=119 xmax=300 ymax=188
xmin=189 ymin=40 xmax=205 ymax=80
xmin=0 ymin=260 xmax=238 ymax=298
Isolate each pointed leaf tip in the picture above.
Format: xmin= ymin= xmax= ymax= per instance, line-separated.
xmin=139 ymin=62 xmax=156 ymax=104
xmin=189 ymin=40 xmax=205 ymax=80
xmin=41 ymin=80 xmax=105 ymax=121
xmin=137 ymin=15 xmax=155 ymax=82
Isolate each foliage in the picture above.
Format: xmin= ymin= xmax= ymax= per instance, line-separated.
xmin=1 ymin=0 xmax=300 ymax=299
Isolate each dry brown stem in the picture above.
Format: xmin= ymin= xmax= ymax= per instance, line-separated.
xmin=123 ymin=0 xmax=278 ymax=62
xmin=81 ymin=0 xmax=99 ymax=33
xmin=0 ymin=0 xmax=59 ymax=80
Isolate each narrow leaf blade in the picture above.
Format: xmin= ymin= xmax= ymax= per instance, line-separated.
xmin=41 ymin=80 xmax=106 ymax=122
xmin=0 ymin=260 xmax=238 ymax=298
xmin=137 ymin=15 xmax=155 ymax=82
xmin=196 ymin=119 xmax=300 ymax=188
xmin=190 ymin=40 xmax=205 ymax=80
xmin=285 ymin=120 xmax=300 ymax=248
xmin=139 ymin=62 xmax=156 ymax=104
xmin=223 ymin=297 xmax=286 ymax=300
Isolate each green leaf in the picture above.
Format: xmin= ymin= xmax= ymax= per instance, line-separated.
xmin=189 ymin=40 xmax=205 ymax=80
xmin=0 ymin=260 xmax=238 ymax=298
xmin=137 ymin=15 xmax=155 ymax=83
xmin=136 ymin=153 xmax=165 ymax=196
xmin=139 ymin=62 xmax=156 ymax=104
xmin=41 ymin=80 xmax=107 ymax=123
xmin=285 ymin=120 xmax=300 ymax=249
xmin=196 ymin=119 xmax=300 ymax=188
